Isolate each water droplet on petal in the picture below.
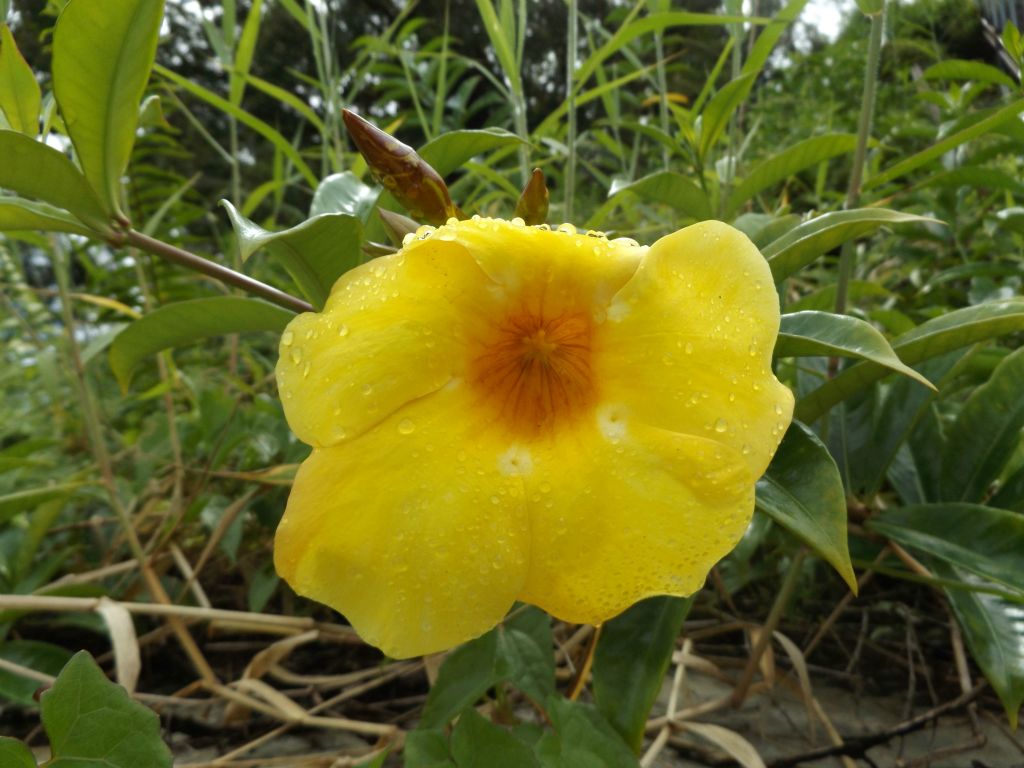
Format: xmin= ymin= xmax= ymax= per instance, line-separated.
xmin=281 ymin=330 xmax=294 ymax=346
xmin=714 ymin=418 xmax=728 ymax=433
xmin=398 ymin=418 xmax=415 ymax=435
xmin=337 ymin=323 xmax=349 ymax=337
xmin=289 ymin=347 xmax=302 ymax=364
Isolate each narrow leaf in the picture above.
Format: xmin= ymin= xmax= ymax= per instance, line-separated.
xmin=699 ymin=73 xmax=755 ymax=160
xmin=108 ymin=297 xmax=293 ymax=390
xmin=922 ymin=59 xmax=1017 ymax=89
xmin=764 ymin=208 xmax=935 ymax=282
xmin=608 ymin=170 xmax=712 ymax=220
xmin=52 ymin=0 xmax=165 ymax=218
xmin=0 ymin=197 xmax=95 ymax=236
xmin=221 ymin=200 xmax=362 ymax=309
xmin=727 ymin=134 xmax=858 ymax=215
xmin=940 ymin=347 xmax=1024 ymax=503
xmin=869 ymin=504 xmax=1024 ymax=594
xmin=933 ymin=561 xmax=1024 ymax=728
xmin=592 ymin=596 xmax=692 ymax=752
xmin=0 ymin=130 xmax=110 ymax=231
xmin=797 ymin=300 xmax=1024 ymax=423
xmin=776 ymin=311 xmax=934 ymax=390
xmin=0 ymin=24 xmax=41 ymax=135
xmin=865 ymin=98 xmax=1024 ymax=191
xmin=756 ymin=421 xmax=856 ymax=590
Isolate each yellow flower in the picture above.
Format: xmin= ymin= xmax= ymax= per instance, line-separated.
xmin=274 ymin=217 xmax=794 ymax=659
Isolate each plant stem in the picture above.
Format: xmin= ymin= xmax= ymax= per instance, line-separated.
xmin=564 ymin=0 xmax=578 ymax=221
xmin=730 ymin=548 xmax=807 ymax=706
xmin=834 ymin=3 xmax=885 ymax=316
xmin=124 ymin=229 xmax=312 ymax=313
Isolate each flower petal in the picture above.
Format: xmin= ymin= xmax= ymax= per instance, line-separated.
xmin=275 ymin=237 xmax=496 ymax=448
xmin=274 ymin=381 xmax=530 ymax=659
xmin=596 ymin=220 xmax=794 ymax=477
xmin=444 ymin=218 xmax=645 ymax=317
xmin=516 ymin=417 xmax=754 ymax=624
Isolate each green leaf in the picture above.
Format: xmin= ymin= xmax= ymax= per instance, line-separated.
xmin=0 ymin=483 xmax=85 ymax=528
xmin=221 ymin=201 xmax=362 ymax=309
xmin=0 ymin=640 xmax=72 ymax=705
xmin=921 ymin=59 xmax=1017 ymax=89
xmin=592 ymin=596 xmax=692 ymax=752
xmin=698 ymin=73 xmax=754 ymax=160
xmin=229 ymin=0 xmax=263 ymax=106
xmin=154 ymin=64 xmax=318 ymax=188
xmin=869 ymin=504 xmax=1024 ymax=594
xmin=785 ymin=280 xmax=891 ymax=313
xmin=865 ymin=98 xmax=1024 ymax=191
xmin=933 ymin=561 xmax=1024 ymax=728
xmin=497 ymin=607 xmax=554 ymax=705
xmin=756 ymin=421 xmax=856 ymax=590
xmin=776 ymin=311 xmax=934 ymax=390
xmin=420 ymin=630 xmax=501 ymax=730
xmin=310 ymin=171 xmax=378 ymax=221
xmin=451 ymin=709 xmax=541 ymax=768
xmin=535 ymin=698 xmax=639 ymax=768
xmin=41 ymin=651 xmax=172 ymax=768
xmin=0 ymin=197 xmax=95 ymax=235
xmin=939 ymin=347 xmax=1024 ymax=503
xmin=0 ymin=24 xmax=41 ymax=135
xmin=990 ymin=463 xmax=1024 ymax=512
xmin=51 ymin=0 xmax=164 ymax=218
xmin=108 ymin=297 xmax=293 ymax=390
xmin=764 ymin=208 xmax=935 ymax=282
xmin=473 ymin=0 xmax=521 ymax=97
xmin=405 ymin=730 xmax=455 ymax=768
xmin=419 ymin=127 xmax=525 ymax=177
xmin=726 ymin=134 xmax=858 ymax=215
xmin=797 ymin=299 xmax=1024 ymax=423
xmin=0 ymin=738 xmax=35 ymax=768
xmin=0 ymin=130 xmax=111 ymax=231
xmin=608 ymin=171 xmax=712 ymax=221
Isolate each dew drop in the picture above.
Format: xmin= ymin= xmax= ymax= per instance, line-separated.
xmin=714 ymin=418 xmax=728 ymax=433
xmin=289 ymin=347 xmax=302 ymax=364
xmin=281 ymin=330 xmax=294 ymax=346
xmin=337 ymin=323 xmax=349 ymax=337
xmin=398 ymin=418 xmax=415 ymax=435
xmin=774 ymin=403 xmax=784 ymax=416
xmin=684 ymin=341 xmax=694 ymax=355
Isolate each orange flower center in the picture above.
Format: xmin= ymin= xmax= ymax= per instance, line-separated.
xmin=470 ymin=311 xmax=595 ymax=437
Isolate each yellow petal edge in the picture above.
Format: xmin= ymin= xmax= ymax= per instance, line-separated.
xmin=274 ymin=217 xmax=794 ymax=658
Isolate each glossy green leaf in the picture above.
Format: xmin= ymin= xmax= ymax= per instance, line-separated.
xmin=922 ymin=59 xmax=1017 ymax=89
xmin=0 ymin=640 xmax=73 ymax=705
xmin=940 ymin=347 xmax=1024 ymax=502
xmin=797 ymin=299 xmax=1024 ymax=423
xmin=592 ymin=596 xmax=692 ymax=752
xmin=419 ymin=630 xmax=501 ymax=730
xmin=535 ymin=698 xmax=638 ymax=767
xmin=419 ymin=127 xmax=524 ymax=177
xmin=109 ymin=297 xmax=293 ymax=390
xmin=870 ymin=504 xmax=1024 ymax=594
xmin=865 ymin=98 xmax=1024 ymax=191
xmin=933 ymin=561 xmax=1024 ymax=728
xmin=52 ymin=0 xmax=164 ymax=218
xmin=785 ymin=280 xmax=891 ymax=313
xmin=0 ymin=24 xmax=41 ymax=135
xmin=727 ymin=134 xmax=858 ymax=215
xmin=990 ymin=463 xmax=1024 ymax=512
xmin=764 ymin=208 xmax=934 ymax=282
xmin=608 ymin=171 xmax=712 ymax=220
xmin=756 ymin=421 xmax=856 ymax=590
xmin=221 ymin=200 xmax=362 ymax=309
xmin=309 ymin=171 xmax=378 ymax=221
xmin=451 ymin=709 xmax=541 ymax=768
xmin=0 ymin=131 xmax=111 ymax=231
xmin=776 ymin=311 xmax=934 ymax=389
xmin=41 ymin=651 xmax=172 ymax=767
xmin=154 ymin=64 xmax=318 ymax=187
xmin=0 ymin=197 xmax=95 ymax=236
xmin=496 ymin=607 xmax=554 ymax=705
xmin=405 ymin=730 xmax=455 ymax=768
xmin=0 ymin=738 xmax=35 ymax=768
